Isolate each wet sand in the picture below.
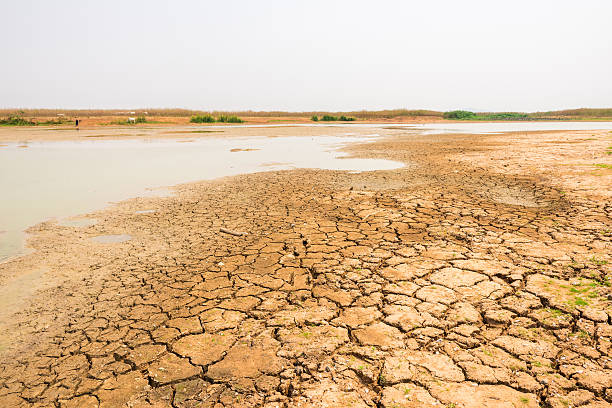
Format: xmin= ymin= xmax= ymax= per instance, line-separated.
xmin=0 ymin=127 xmax=611 ymax=407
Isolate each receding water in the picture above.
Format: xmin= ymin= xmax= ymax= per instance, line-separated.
xmin=0 ymin=135 xmax=402 ymax=261
xmin=3 ymin=121 xmax=612 ymax=262
xmin=58 ymin=218 xmax=97 ymax=227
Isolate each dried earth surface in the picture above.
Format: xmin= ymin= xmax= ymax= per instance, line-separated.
xmin=0 ymin=127 xmax=611 ymax=407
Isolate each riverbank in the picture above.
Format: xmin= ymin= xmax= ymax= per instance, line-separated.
xmin=0 ymin=127 xmax=610 ymax=407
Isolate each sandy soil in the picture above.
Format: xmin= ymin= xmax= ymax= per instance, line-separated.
xmin=0 ymin=127 xmax=611 ymax=407
xmin=0 ymin=115 xmax=444 ymax=139
xmin=0 ymin=123 xmax=405 ymax=143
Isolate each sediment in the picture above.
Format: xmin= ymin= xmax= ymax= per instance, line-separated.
xmin=0 ymin=128 xmax=610 ymax=407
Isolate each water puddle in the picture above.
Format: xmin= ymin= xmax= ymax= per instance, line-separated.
xmin=135 ymin=209 xmax=156 ymax=214
xmin=91 ymin=234 xmax=132 ymax=244
xmin=58 ymin=218 xmax=97 ymax=227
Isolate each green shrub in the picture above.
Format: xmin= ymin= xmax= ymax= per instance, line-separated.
xmin=443 ymin=110 xmax=476 ymax=120
xmin=480 ymin=112 xmax=528 ymax=120
xmin=135 ymin=116 xmax=147 ymax=123
xmin=321 ymin=115 xmax=338 ymax=121
xmin=190 ymin=114 xmax=216 ymax=123
xmin=339 ymin=115 xmax=356 ymax=121
xmin=0 ymin=114 xmax=36 ymax=126
xmin=311 ymin=115 xmax=319 ymax=122
xmin=217 ymin=115 xmax=244 ymax=123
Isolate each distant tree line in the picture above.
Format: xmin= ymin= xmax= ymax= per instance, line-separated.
xmin=443 ymin=111 xmax=529 ymax=120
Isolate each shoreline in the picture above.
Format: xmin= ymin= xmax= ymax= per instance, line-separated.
xmin=0 ymin=127 xmax=610 ymax=407
xmin=2 ymin=119 xmax=612 ymax=142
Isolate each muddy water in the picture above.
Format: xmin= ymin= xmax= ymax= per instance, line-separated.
xmin=0 ymin=135 xmax=402 ymax=261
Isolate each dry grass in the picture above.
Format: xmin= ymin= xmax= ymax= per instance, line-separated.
xmin=0 ymin=108 xmax=443 ymax=119
xmin=530 ymin=108 xmax=612 ymax=119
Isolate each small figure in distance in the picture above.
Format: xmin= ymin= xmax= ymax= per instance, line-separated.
xmin=75 ymin=118 xmax=80 ymax=130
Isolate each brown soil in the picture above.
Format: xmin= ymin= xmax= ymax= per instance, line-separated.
xmin=0 ymin=128 xmax=611 ymax=408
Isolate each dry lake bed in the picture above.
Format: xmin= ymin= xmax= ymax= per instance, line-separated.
xmin=0 ymin=122 xmax=611 ymax=407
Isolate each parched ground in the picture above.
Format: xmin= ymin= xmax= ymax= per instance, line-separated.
xmin=0 ymin=128 xmax=611 ymax=407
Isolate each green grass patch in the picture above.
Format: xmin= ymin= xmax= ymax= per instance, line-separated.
xmin=574 ymin=297 xmax=589 ymax=306
xmin=589 ymin=256 xmax=608 ymax=265
xmin=594 ymin=163 xmax=612 ymax=169
xmin=569 ymin=287 xmax=589 ymax=294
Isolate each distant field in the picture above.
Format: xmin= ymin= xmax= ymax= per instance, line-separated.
xmin=0 ymin=108 xmax=442 ymax=119
xmin=1 ymin=108 xmax=612 ymax=126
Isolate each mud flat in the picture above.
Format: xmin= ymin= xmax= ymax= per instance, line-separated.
xmin=0 ymin=126 xmax=611 ymax=407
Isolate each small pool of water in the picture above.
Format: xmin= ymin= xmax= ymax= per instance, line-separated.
xmin=58 ymin=218 xmax=97 ymax=227
xmin=90 ymin=234 xmax=132 ymax=244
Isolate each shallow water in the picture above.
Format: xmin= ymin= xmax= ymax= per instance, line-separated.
xmin=0 ymin=135 xmax=402 ymax=261
xmin=58 ymin=218 xmax=97 ymax=227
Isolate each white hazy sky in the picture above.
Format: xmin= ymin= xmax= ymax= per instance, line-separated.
xmin=3 ymin=0 xmax=611 ymax=112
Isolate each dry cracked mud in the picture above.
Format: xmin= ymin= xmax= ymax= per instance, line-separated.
xmin=0 ymin=128 xmax=611 ymax=407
